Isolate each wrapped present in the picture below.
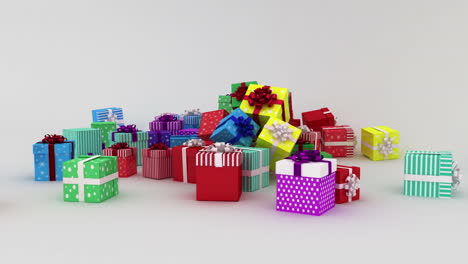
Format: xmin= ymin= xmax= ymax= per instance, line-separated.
xmin=255 ymin=118 xmax=301 ymax=170
xmin=302 ymin=108 xmax=336 ymax=131
xmin=230 ymin=81 xmax=258 ymax=108
xmin=170 ymin=129 xmax=200 ymax=147
xmin=336 ymin=165 xmax=361 ymax=204
xmin=210 ymin=108 xmax=260 ymax=147
xmin=62 ymin=155 xmax=119 ymax=203
xmin=63 ymin=128 xmax=102 ymax=157
xmin=276 ymin=150 xmax=337 ymax=216
xmin=361 ymin=126 xmax=400 ymax=161
xmin=218 ymin=95 xmax=234 ymax=113
xmin=103 ymin=143 xmax=137 ymax=178
xmin=289 ymin=119 xmax=301 ymax=127
xmin=91 ymin=122 xmax=116 ymax=149
xmin=148 ymin=130 xmax=171 ymax=148
xmin=239 ymin=85 xmax=291 ymax=127
xmin=149 ymin=114 xmax=183 ymax=135
xmin=173 ymin=139 xmax=207 ymax=183
xmin=198 ymin=109 xmax=229 ymax=140
xmin=293 ymin=125 xmax=320 ymax=152
xmin=33 ymin=134 xmax=74 ymax=181
xmin=182 ymin=109 xmax=202 ymax=129
xmin=234 ymin=146 xmax=270 ymax=192
xmin=110 ymin=125 xmax=148 ymax=166
xmin=403 ymin=151 xmax=461 ymax=198
xmin=321 ymin=126 xmax=355 ymax=157
xmin=142 ymin=143 xmax=173 ymax=180
xmin=92 ymin=107 xmax=124 ymax=126
xmin=196 ymin=143 xmax=243 ymax=201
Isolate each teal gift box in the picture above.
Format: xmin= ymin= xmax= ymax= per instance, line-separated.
xmin=63 ymin=128 xmax=102 ymax=157
xmin=110 ymin=127 xmax=148 ymax=166
xmin=234 ymin=146 xmax=270 ymax=192
xmin=210 ymin=108 xmax=260 ymax=146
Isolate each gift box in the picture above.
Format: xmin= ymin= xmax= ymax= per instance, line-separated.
xmin=234 ymin=146 xmax=270 ymax=192
xmin=182 ymin=109 xmax=202 ymax=129
xmin=170 ymin=129 xmax=199 ymax=147
xmin=302 ymin=108 xmax=336 ymax=131
xmin=148 ymin=130 xmax=171 ymax=148
xmin=230 ymin=81 xmax=258 ymax=108
xmin=198 ymin=109 xmax=229 ymax=140
xmin=103 ymin=143 xmax=137 ymax=178
xmin=210 ymin=108 xmax=260 ymax=147
xmin=149 ymin=114 xmax=183 ymax=135
xmin=142 ymin=144 xmax=173 ymax=180
xmin=276 ymin=150 xmax=337 ymax=216
xmin=361 ymin=126 xmax=400 ymax=161
xmin=293 ymin=125 xmax=321 ymax=152
xmin=173 ymin=139 xmax=207 ymax=183
xmin=62 ymin=155 xmax=119 ymax=203
xmin=110 ymin=125 xmax=148 ymax=166
xmin=196 ymin=143 xmax=243 ymax=201
xmin=92 ymin=107 xmax=124 ymax=126
xmin=255 ymin=118 xmax=301 ymax=170
xmin=33 ymin=135 xmax=74 ymax=181
xmin=218 ymin=95 xmax=234 ymax=113
xmin=289 ymin=119 xmax=301 ymax=127
xmin=403 ymin=151 xmax=461 ymax=198
xmin=63 ymin=128 xmax=102 ymax=157
xmin=336 ymin=165 xmax=361 ymax=204
xmin=321 ymin=126 xmax=355 ymax=157
xmin=91 ymin=122 xmax=116 ymax=149
xmin=239 ymin=85 xmax=291 ymax=127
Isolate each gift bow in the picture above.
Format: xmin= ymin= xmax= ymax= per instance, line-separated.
xmin=298 ymin=125 xmax=311 ymax=133
xmin=42 ymin=134 xmax=67 ymax=144
xmin=234 ymin=116 xmax=255 ymax=138
xmin=289 ymin=150 xmax=322 ymax=162
xmin=203 ymin=142 xmax=235 ymax=153
xmin=183 ymin=139 xmax=206 ymax=147
xmin=452 ymin=161 xmax=462 ymax=190
xmin=230 ymin=83 xmax=249 ymax=101
xmin=343 ymin=173 xmax=361 ymax=202
xmin=265 ymin=121 xmax=294 ymax=143
xmin=246 ymin=86 xmax=278 ymax=107
xmin=110 ymin=142 xmax=129 ymax=149
xmin=184 ymin=109 xmax=201 ymax=116
xmin=149 ymin=143 xmax=168 ymax=150
xmin=106 ymin=109 xmax=117 ymax=122
xmin=378 ymin=136 xmax=397 ymax=158
xmin=117 ymin=124 xmax=138 ymax=133
xmin=157 ymin=114 xmax=178 ymax=122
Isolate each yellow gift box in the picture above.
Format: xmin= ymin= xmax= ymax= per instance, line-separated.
xmin=255 ymin=117 xmax=301 ymax=170
xmin=239 ymin=84 xmax=291 ymax=127
xmin=361 ymin=126 xmax=400 ymax=161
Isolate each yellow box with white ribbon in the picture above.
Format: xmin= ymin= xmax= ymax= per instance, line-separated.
xmin=361 ymin=126 xmax=400 ymax=161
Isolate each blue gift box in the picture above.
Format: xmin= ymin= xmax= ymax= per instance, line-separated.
xmin=33 ymin=142 xmax=74 ymax=181
xmin=210 ymin=108 xmax=260 ymax=146
xmin=148 ymin=130 xmax=171 ymax=147
xmin=170 ymin=135 xmax=199 ymax=147
xmin=92 ymin=107 xmax=124 ymax=126
xmin=183 ymin=115 xmax=202 ymax=129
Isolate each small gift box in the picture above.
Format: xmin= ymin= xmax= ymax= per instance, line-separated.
xmin=149 ymin=114 xmax=183 ymax=135
xmin=210 ymin=108 xmax=260 ymax=147
xmin=361 ymin=126 xmax=400 ymax=161
xmin=170 ymin=129 xmax=200 ymax=147
xmin=321 ymin=126 xmax=355 ymax=157
xmin=173 ymin=139 xmax=207 ymax=183
xmin=230 ymin=81 xmax=258 ymax=108
xmin=276 ymin=150 xmax=337 ymax=216
xmin=103 ymin=143 xmax=137 ymax=178
xmin=196 ymin=143 xmax=243 ymax=201
xmin=91 ymin=121 xmax=117 ymax=149
xmin=218 ymin=95 xmax=234 ymax=113
xmin=63 ymin=128 xmax=102 ymax=157
xmin=62 ymin=155 xmax=119 ymax=203
xmin=255 ymin=118 xmax=301 ymax=170
xmin=289 ymin=119 xmax=301 ymax=127
xmin=234 ymin=146 xmax=270 ymax=192
xmin=404 ymin=151 xmax=461 ymax=198
xmin=239 ymin=85 xmax=291 ymax=127
xmin=33 ymin=134 xmax=74 ymax=181
xmin=92 ymin=107 xmax=124 ymax=126
xmin=292 ymin=125 xmax=320 ymax=153
xmin=142 ymin=143 xmax=173 ymax=180
xmin=198 ymin=109 xmax=229 ymax=140
xmin=182 ymin=109 xmax=202 ymax=129
xmin=148 ymin=130 xmax=171 ymax=148
xmin=110 ymin=125 xmax=148 ymax=166
xmin=302 ymin=108 xmax=336 ymax=131
xmin=336 ymin=165 xmax=361 ymax=204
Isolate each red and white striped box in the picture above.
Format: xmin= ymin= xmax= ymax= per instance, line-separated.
xmin=103 ymin=147 xmax=137 ymax=177
xmin=299 ymin=131 xmax=321 ymax=151
xmin=142 ymin=148 xmax=173 ymax=180
xmin=321 ymin=126 xmax=355 ymax=157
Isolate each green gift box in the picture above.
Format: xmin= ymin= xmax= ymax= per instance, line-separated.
xmin=292 ymin=143 xmax=316 ymax=153
xmin=234 ymin=146 xmax=270 ymax=192
xmin=91 ymin=122 xmax=116 ymax=148
xmin=231 ymin=81 xmax=258 ymax=108
xmin=63 ymin=128 xmax=102 ymax=157
xmin=110 ymin=130 xmax=148 ymax=166
xmin=218 ymin=95 xmax=234 ymax=113
xmin=62 ymin=155 xmax=119 ymax=203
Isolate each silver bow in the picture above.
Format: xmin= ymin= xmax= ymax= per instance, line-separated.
xmin=452 ymin=161 xmax=462 ymax=190
xmin=106 ymin=109 xmax=118 ymax=122
xmin=183 ymin=139 xmax=205 ymax=147
xmin=265 ymin=121 xmax=294 ymax=142
xmin=297 ymin=125 xmax=311 ymax=133
xmin=184 ymin=108 xmax=201 ymax=116
xmin=203 ymin=142 xmax=235 ymax=153
xmin=344 ymin=174 xmax=361 ymax=202
xmin=378 ymin=137 xmax=396 ymax=159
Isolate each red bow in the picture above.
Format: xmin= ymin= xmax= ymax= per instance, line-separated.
xmin=246 ymin=86 xmax=278 ymax=107
xmin=42 ymin=134 xmax=67 ymax=144
xmin=230 ymin=83 xmax=248 ymax=101
xmin=149 ymin=143 xmax=168 ymax=150
xmin=110 ymin=142 xmax=129 ymax=149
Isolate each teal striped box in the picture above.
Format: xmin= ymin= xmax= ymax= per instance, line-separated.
xmin=235 ymin=146 xmax=270 ymax=192
xmin=63 ymin=128 xmax=102 ymax=157
xmin=110 ymin=131 xmax=148 ymax=166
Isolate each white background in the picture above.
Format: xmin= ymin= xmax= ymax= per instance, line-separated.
xmin=1 ymin=1 xmax=467 ymax=263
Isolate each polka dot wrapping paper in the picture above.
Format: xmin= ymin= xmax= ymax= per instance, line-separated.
xmin=198 ymin=109 xmax=229 ymax=140
xmin=33 ymin=141 xmax=74 ymax=181
xmin=210 ymin=108 xmax=260 ymax=147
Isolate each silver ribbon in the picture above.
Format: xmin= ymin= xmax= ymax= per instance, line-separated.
xmin=106 ymin=109 xmax=118 ymax=122
xmin=184 ymin=108 xmax=201 ymax=116
xmin=297 ymin=125 xmax=311 ymax=133
xmin=344 ymin=174 xmax=360 ymax=202
xmin=265 ymin=121 xmax=295 ymax=143
xmin=203 ymin=142 xmax=236 ymax=153
xmin=183 ymin=139 xmax=205 ymax=147
xmin=452 ymin=161 xmax=462 ymax=190
xmin=373 ymin=127 xmax=397 ymax=159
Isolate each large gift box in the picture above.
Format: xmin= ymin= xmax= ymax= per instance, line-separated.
xmin=110 ymin=125 xmax=148 ymax=166
xmin=210 ymin=108 xmax=260 ymax=147
xmin=302 ymin=108 xmax=336 ymax=131
xmin=63 ymin=128 xmax=102 ymax=157
xmin=149 ymin=114 xmax=183 ymax=135
xmin=361 ymin=126 xmax=400 ymax=161
xmin=336 ymin=165 xmax=361 ymax=204
xmin=148 ymin=130 xmax=171 ymax=148
xmin=196 ymin=143 xmax=243 ymax=201
xmin=142 ymin=144 xmax=173 ymax=180
xmin=103 ymin=143 xmax=137 ymax=178
xmin=234 ymin=146 xmax=270 ymax=192
xmin=182 ymin=109 xmax=202 ymax=129
xmin=170 ymin=128 xmax=200 ymax=147
xmin=321 ymin=126 xmax=355 ymax=157
xmin=218 ymin=95 xmax=234 ymax=113
xmin=403 ymin=151 xmax=461 ymax=198
xmin=91 ymin=121 xmax=116 ymax=149
xmin=92 ymin=107 xmax=124 ymax=126
xmin=62 ymin=155 xmax=119 ymax=203
xmin=276 ymin=150 xmax=337 ymax=216
xmin=33 ymin=134 xmax=74 ymax=181
xmin=198 ymin=109 xmax=229 ymax=140
xmin=173 ymin=139 xmax=207 ymax=183
xmin=230 ymin=81 xmax=258 ymax=108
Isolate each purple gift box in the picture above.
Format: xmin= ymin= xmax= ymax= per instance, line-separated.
xmin=149 ymin=114 xmax=183 ymax=135
xmin=148 ymin=130 xmax=171 ymax=147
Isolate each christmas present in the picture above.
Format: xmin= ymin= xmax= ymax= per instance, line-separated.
xmin=321 ymin=126 xmax=355 ymax=157
xmin=255 ymin=118 xmax=301 ymax=170
xmin=103 ymin=143 xmax=137 ymax=178
xmin=182 ymin=109 xmax=202 ymax=129
xmin=170 ymin=129 xmax=200 ymax=147
xmin=234 ymin=146 xmax=270 ymax=192
xmin=218 ymin=95 xmax=234 ymax=113
xmin=91 ymin=121 xmax=116 ymax=149
xmin=198 ymin=109 xmax=229 ymax=140
xmin=173 ymin=139 xmax=207 ymax=183
xmin=149 ymin=114 xmax=183 ymax=135
xmin=230 ymin=81 xmax=258 ymax=108
xmin=361 ymin=126 xmax=400 ymax=161
xmin=336 ymin=165 xmax=361 ymax=204
xmin=63 ymin=128 xmax=102 ymax=157
xmin=239 ymin=85 xmax=291 ymax=127
xmin=33 ymin=134 xmax=74 ymax=181
xmin=276 ymin=150 xmax=337 ymax=216
xmin=210 ymin=108 xmax=260 ymax=147
xmin=142 ymin=143 xmax=173 ymax=180
xmin=110 ymin=125 xmax=148 ymax=166
xmin=289 ymin=119 xmax=301 ymax=127
xmin=403 ymin=151 xmax=462 ymax=198
xmin=92 ymin=107 xmax=124 ymax=126
xmin=62 ymin=155 xmax=119 ymax=203
xmin=302 ymin=108 xmax=336 ymax=131
xmin=196 ymin=143 xmax=243 ymax=201
xmin=292 ymin=125 xmax=320 ymax=152
xmin=148 ymin=130 xmax=171 ymax=148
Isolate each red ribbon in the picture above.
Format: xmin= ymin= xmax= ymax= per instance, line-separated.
xmin=111 ymin=142 xmax=129 ymax=149
xmin=230 ymin=82 xmax=248 ymax=101
xmin=41 ymin=134 xmax=68 ymax=181
xmin=42 ymin=134 xmax=67 ymax=144
xmin=149 ymin=143 xmax=168 ymax=150
xmin=243 ymin=86 xmax=285 ymax=124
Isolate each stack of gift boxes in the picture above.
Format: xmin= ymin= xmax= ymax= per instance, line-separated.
xmin=32 ymin=82 xmax=462 ymax=213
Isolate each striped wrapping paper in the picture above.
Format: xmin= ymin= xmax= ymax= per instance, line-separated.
xmin=63 ymin=128 xmax=103 ymax=157
xmin=91 ymin=122 xmax=117 ymax=148
xmin=183 ymin=115 xmax=202 ymax=129
xmin=103 ymin=147 xmax=137 ymax=177
xmin=234 ymin=146 xmax=270 ymax=192
xmin=92 ymin=107 xmax=124 ymax=126
xmin=321 ymin=126 xmax=355 ymax=157
xmin=110 ymin=131 xmax=148 ymax=166
xmin=142 ymin=148 xmax=173 ymax=180
xmin=149 ymin=115 xmax=183 ymax=135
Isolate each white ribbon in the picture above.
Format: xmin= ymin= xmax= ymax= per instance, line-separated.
xmin=336 ymin=167 xmax=360 ymax=202
xmin=297 ymin=125 xmax=311 ymax=133
xmin=404 ymin=174 xmax=452 ymax=183
xmin=452 ymin=161 xmax=462 ymax=190
xmin=236 ymin=146 xmax=269 ymax=188
xmin=106 ymin=109 xmax=118 ymax=122
xmin=182 ymin=147 xmax=189 ymax=183
xmin=264 ymin=121 xmax=295 ymax=157
xmin=183 ymin=139 xmax=205 ymax=147
xmin=324 ymin=141 xmax=355 ymax=147
xmin=203 ymin=142 xmax=236 ymax=153
xmin=184 ymin=108 xmax=201 ymax=116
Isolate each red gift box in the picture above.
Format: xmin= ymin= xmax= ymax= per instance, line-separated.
xmin=195 ymin=148 xmax=243 ymax=201
xmin=172 ymin=145 xmax=204 ymax=184
xmin=142 ymin=148 xmax=173 ymax=180
xmin=103 ymin=144 xmax=137 ymax=177
xmin=321 ymin=126 xmax=355 ymax=157
xmin=302 ymin=107 xmax=336 ymax=131
xmin=336 ymin=165 xmax=361 ymax=204
xmin=198 ymin=110 xmax=229 ymax=140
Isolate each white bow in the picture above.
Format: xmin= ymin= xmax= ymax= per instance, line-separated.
xmin=344 ymin=174 xmax=361 ymax=202
xmin=183 ymin=139 xmax=205 ymax=147
xmin=106 ymin=109 xmax=118 ymax=122
xmin=203 ymin=142 xmax=235 ymax=153
xmin=378 ymin=137 xmax=396 ymax=159
xmin=184 ymin=108 xmax=201 ymax=116
xmin=265 ymin=121 xmax=294 ymax=143
xmin=452 ymin=161 xmax=462 ymax=190
xmin=297 ymin=125 xmax=311 ymax=133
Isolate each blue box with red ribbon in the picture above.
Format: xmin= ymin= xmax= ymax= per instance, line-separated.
xmin=33 ymin=135 xmax=74 ymax=181
xmin=210 ymin=108 xmax=260 ymax=147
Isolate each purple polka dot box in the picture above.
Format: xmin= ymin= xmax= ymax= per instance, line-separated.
xmin=276 ymin=157 xmax=337 ymax=216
